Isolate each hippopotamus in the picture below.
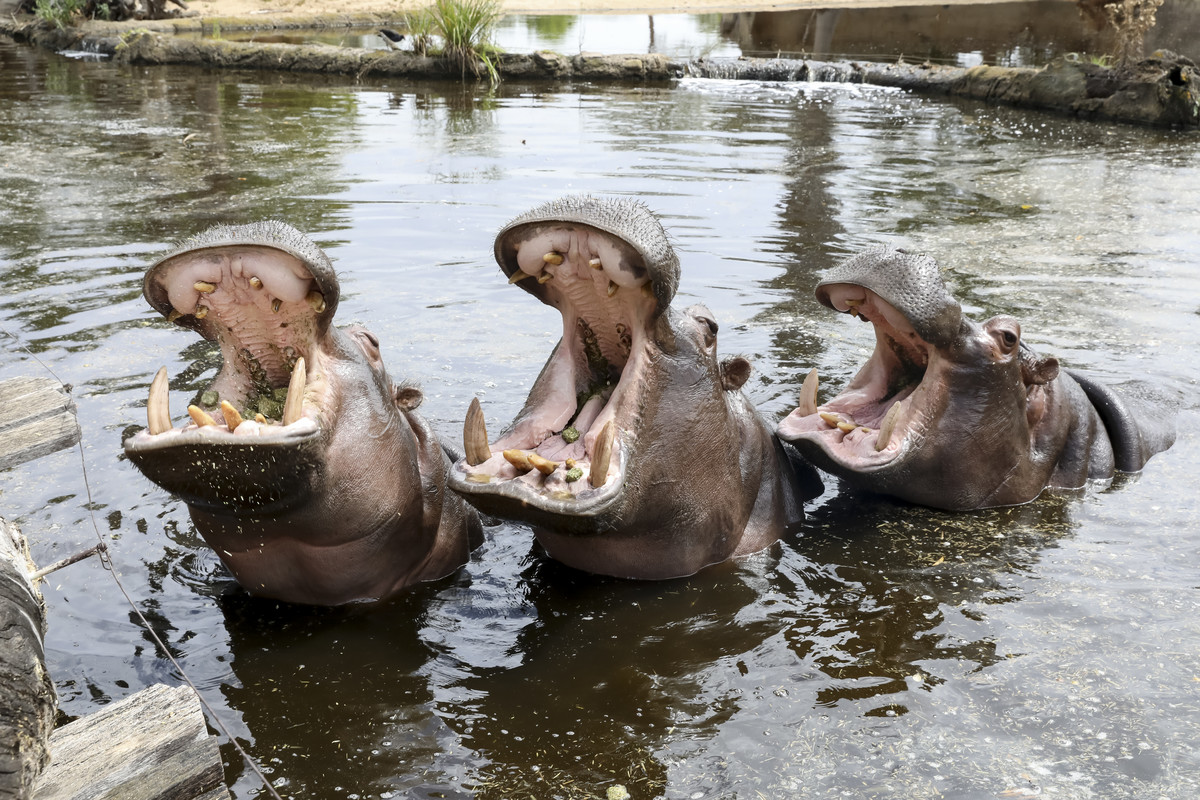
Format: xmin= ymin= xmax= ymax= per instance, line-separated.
xmin=448 ymin=195 xmax=821 ymax=579
xmin=776 ymin=245 xmax=1175 ymax=510
xmin=123 ymin=221 xmax=482 ymax=605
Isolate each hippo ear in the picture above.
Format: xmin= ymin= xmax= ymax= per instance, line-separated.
xmin=720 ymin=356 xmax=751 ymax=391
xmin=1020 ymin=350 xmax=1059 ymax=386
xmin=395 ymin=383 xmax=424 ymax=411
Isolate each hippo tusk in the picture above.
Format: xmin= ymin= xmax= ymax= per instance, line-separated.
xmin=607 ymin=280 xmax=619 ymax=298
xmin=306 ymin=291 xmax=326 ymax=313
xmin=798 ymin=367 xmax=819 ymax=416
xmin=876 ymin=400 xmax=904 ymax=451
xmin=282 ymin=357 xmax=306 ymax=426
xmin=589 ymin=257 xmax=602 ymax=270
xmin=543 ymin=252 xmax=564 ymax=266
xmin=249 ymin=276 xmax=264 ymax=289
xmin=508 ymin=271 xmax=532 ymax=284
xmin=590 ymin=420 xmax=615 ymax=488
xmin=148 ymin=366 xmax=172 ymax=435
xmin=187 ymin=404 xmax=217 ymax=427
xmin=464 ymin=397 xmax=491 ymax=466
xmin=220 ymin=400 xmax=244 ymax=431
xmin=194 ymin=280 xmax=217 ymax=294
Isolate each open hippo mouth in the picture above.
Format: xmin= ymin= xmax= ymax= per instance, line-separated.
xmin=449 ymin=195 xmax=679 ymax=521
xmin=777 ymin=246 xmax=963 ymax=476
xmin=123 ymin=221 xmax=340 ymax=514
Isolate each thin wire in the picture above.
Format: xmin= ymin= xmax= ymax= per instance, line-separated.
xmin=2 ymin=323 xmax=285 ymax=800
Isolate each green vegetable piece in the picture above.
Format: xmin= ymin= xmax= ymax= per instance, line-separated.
xmin=200 ymin=390 xmax=219 ymax=407
xmin=561 ymin=426 xmax=580 ymax=444
xmin=564 ymin=466 xmax=583 ymax=483
xmin=258 ymin=398 xmax=282 ymax=419
xmin=272 ymin=386 xmax=290 ymax=403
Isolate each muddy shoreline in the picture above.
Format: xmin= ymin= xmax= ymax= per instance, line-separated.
xmin=2 ymin=13 xmax=1197 ymax=127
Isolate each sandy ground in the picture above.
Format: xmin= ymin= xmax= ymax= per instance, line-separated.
xmin=182 ymin=0 xmax=959 ymax=23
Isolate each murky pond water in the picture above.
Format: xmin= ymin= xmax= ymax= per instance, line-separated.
xmin=2 ymin=32 xmax=1199 ymax=800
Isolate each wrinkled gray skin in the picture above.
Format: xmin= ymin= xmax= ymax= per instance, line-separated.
xmin=124 ymin=221 xmax=481 ymax=605
xmin=449 ymin=195 xmax=821 ymax=579
xmin=777 ymin=245 xmax=1175 ymax=510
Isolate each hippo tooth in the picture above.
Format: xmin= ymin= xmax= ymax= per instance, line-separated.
xmin=220 ymin=400 xmax=244 ymax=430
xmin=194 ymin=280 xmax=217 ymax=294
xmin=249 ymin=276 xmax=264 ymax=289
xmin=187 ymin=404 xmax=217 ymax=427
xmin=254 ymin=412 xmax=267 ymax=424
xmin=306 ymin=291 xmax=326 ymax=313
xmin=194 ymin=304 xmax=209 ymax=320
xmin=589 ymin=257 xmax=603 ymax=270
xmin=147 ymin=366 xmax=172 ymax=435
xmin=537 ymin=272 xmax=554 ymax=284
xmin=836 ymin=421 xmax=857 ymax=433
xmin=282 ymin=357 xmax=306 ymax=426
xmin=167 ymin=309 xmax=182 ymax=323
xmin=503 ymin=449 xmax=534 ymax=472
xmin=528 ymin=453 xmax=559 ymax=476
xmin=798 ymin=367 xmax=819 ymax=416
xmin=508 ymin=270 xmax=533 ymax=284
xmin=607 ymin=280 xmax=618 ymax=298
xmin=543 ymin=252 xmax=564 ymax=266
xmin=818 ymin=411 xmax=842 ymax=428
xmin=876 ymin=401 xmax=904 ymax=452
xmin=464 ymin=397 xmax=491 ymax=466
xmin=271 ymin=298 xmax=282 ymax=313
xmin=590 ymin=420 xmax=615 ymax=488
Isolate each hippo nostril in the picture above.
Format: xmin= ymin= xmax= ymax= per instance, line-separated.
xmin=701 ymin=317 xmax=718 ymax=336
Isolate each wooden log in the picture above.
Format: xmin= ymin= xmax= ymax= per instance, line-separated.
xmin=0 ymin=377 xmax=81 ymax=471
xmin=34 ymin=684 xmax=231 ymax=800
xmin=0 ymin=517 xmax=56 ymax=799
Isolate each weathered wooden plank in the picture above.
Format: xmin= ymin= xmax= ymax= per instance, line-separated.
xmin=34 ymin=684 xmax=231 ymax=800
xmin=0 ymin=516 xmax=56 ymax=799
xmin=0 ymin=378 xmax=82 ymax=471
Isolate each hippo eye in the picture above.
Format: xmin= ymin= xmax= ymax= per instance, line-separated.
xmin=1001 ymin=330 xmax=1017 ymax=347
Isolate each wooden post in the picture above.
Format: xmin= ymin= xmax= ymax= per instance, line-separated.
xmin=34 ymin=685 xmax=231 ymax=800
xmin=0 ymin=517 xmax=56 ymax=799
xmin=0 ymin=377 xmax=81 ymax=471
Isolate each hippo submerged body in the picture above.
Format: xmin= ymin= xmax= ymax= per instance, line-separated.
xmin=124 ymin=221 xmax=481 ymax=605
xmin=449 ymin=195 xmax=821 ymax=579
xmin=777 ymin=246 xmax=1175 ymax=510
